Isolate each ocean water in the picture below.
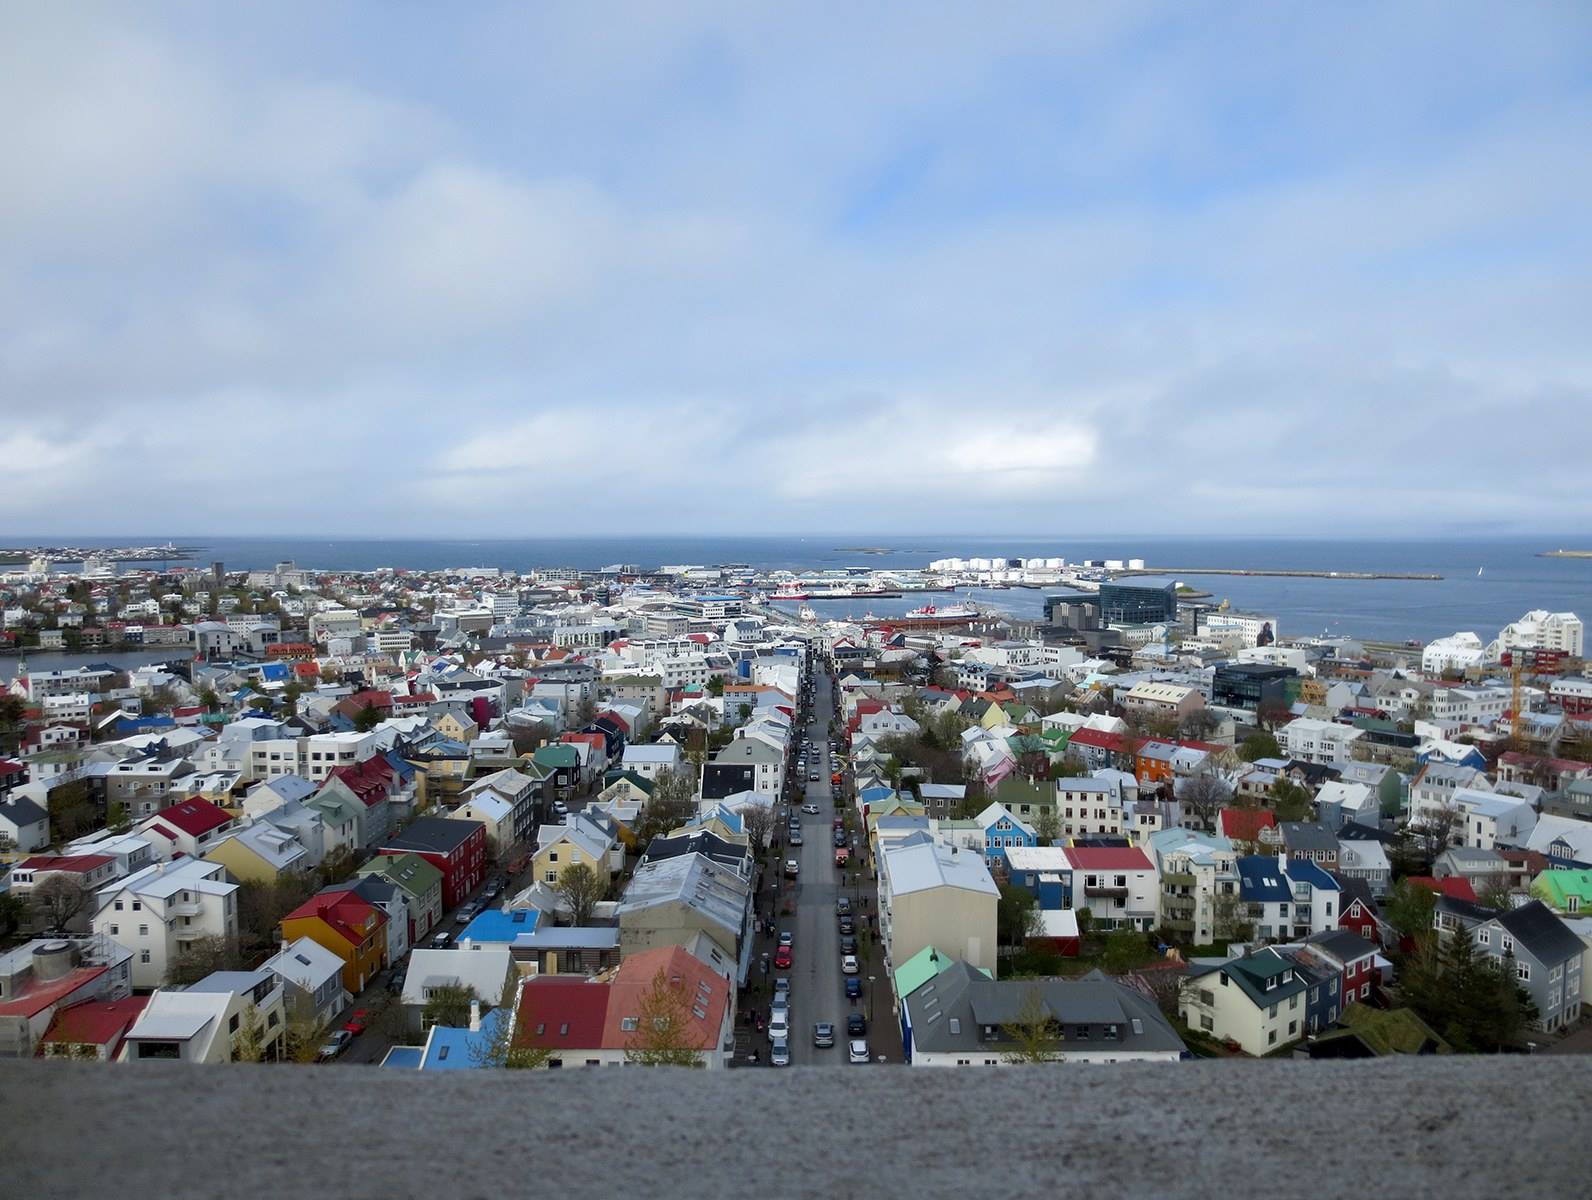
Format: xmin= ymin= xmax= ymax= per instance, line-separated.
xmin=5 ymin=533 xmax=1590 ymax=645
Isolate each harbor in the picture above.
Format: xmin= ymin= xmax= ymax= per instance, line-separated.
xmin=1117 ymin=567 xmax=1443 ymax=581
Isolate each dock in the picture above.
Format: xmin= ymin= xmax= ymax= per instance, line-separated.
xmin=1118 ymin=568 xmax=1442 ymax=581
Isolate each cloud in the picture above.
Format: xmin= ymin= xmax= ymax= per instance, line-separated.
xmin=0 ymin=3 xmax=1588 ymax=537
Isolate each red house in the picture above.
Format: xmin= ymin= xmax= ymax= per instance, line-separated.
xmin=1338 ymin=890 xmax=1384 ymax=948
xmin=1300 ymin=929 xmax=1380 ymax=1007
xmin=378 ymin=817 xmax=486 ymax=909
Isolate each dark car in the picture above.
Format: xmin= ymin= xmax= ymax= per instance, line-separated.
xmin=813 ymin=1022 xmax=836 ymax=1048
xmin=833 ymin=830 xmax=846 ymax=847
xmin=836 ymin=896 xmax=851 ymax=915
xmin=845 ymin=976 xmax=862 ymax=999
xmin=840 ymin=935 xmax=857 ymax=956
xmin=848 ymin=1013 xmax=867 ymax=1036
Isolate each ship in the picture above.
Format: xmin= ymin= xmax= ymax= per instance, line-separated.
xmin=770 ymin=584 xmax=811 ymax=600
xmin=867 ymin=603 xmax=980 ymax=628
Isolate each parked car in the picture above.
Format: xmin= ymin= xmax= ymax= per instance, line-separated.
xmin=342 ymin=1008 xmax=371 ymax=1037
xmin=455 ymin=903 xmax=482 ymax=925
xmin=317 ymin=1030 xmax=354 ymax=1061
xmin=838 ymin=914 xmax=854 ymax=935
xmin=778 ymin=930 xmax=794 ymax=947
xmin=785 ymin=859 xmax=800 ymax=879
xmin=847 ymin=1013 xmax=867 ymax=1037
xmin=845 ymin=976 xmax=861 ymax=999
xmin=774 ymin=978 xmax=791 ymax=997
xmin=842 ymin=955 xmax=859 ymax=975
xmin=790 ymin=830 xmax=803 ymax=846
xmin=833 ymin=830 xmax=847 ymax=847
xmin=840 ymin=935 xmax=857 ymax=956
xmin=429 ymin=931 xmax=454 ymax=949
xmin=813 ymin=1022 xmax=836 ymax=1048
xmin=809 ymin=772 xmax=821 ymax=782
xmin=768 ymin=1011 xmax=790 ymax=1043
xmin=774 ymin=945 xmax=793 ymax=970
xmin=848 ymin=1039 xmax=871 ymax=1064
xmin=836 ymin=896 xmax=851 ymax=914
xmin=770 ymin=1036 xmax=791 ymax=1067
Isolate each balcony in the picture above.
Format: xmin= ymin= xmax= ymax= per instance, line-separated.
xmin=1083 ymin=883 xmax=1129 ymax=899
xmin=1166 ymin=918 xmax=1195 ymax=934
xmin=1162 ymin=872 xmax=1197 ymax=887
xmin=1164 ymin=897 xmax=1195 ymax=915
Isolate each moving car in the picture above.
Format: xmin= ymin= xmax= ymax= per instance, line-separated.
xmin=778 ymin=930 xmax=794 ymax=947
xmin=848 ymin=1039 xmax=871 ymax=1064
xmin=317 ymin=1030 xmax=354 ymax=1061
xmin=342 ymin=1008 xmax=371 ymax=1037
xmin=429 ymin=931 xmax=454 ymax=949
xmin=848 ymin=1013 xmax=867 ymax=1036
xmin=774 ymin=945 xmax=793 ymax=970
xmin=770 ymin=1037 xmax=791 ymax=1067
xmin=813 ymin=1022 xmax=836 ymax=1048
xmin=845 ymin=976 xmax=861 ymax=999
xmin=785 ymin=859 xmax=800 ymax=879
xmin=790 ymin=830 xmax=803 ymax=846
xmin=809 ymin=772 xmax=821 ymax=782
xmin=801 ymin=804 xmax=820 ymax=815
xmin=842 ymin=955 xmax=859 ymax=974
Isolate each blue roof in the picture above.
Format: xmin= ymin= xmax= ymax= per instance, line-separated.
xmin=1284 ymin=858 xmax=1339 ymax=890
xmin=860 ymin=786 xmax=896 ymax=804
xmin=379 ymin=1046 xmax=425 ymax=1070
xmin=382 ymin=749 xmax=416 ymax=782
xmin=115 ymin=715 xmax=175 ymax=732
xmin=258 ymin=662 xmax=290 ymax=682
xmin=1236 ymin=855 xmax=1292 ymax=902
xmin=420 ymin=1007 xmax=510 ymax=1070
xmin=460 ymin=907 xmax=541 ymax=943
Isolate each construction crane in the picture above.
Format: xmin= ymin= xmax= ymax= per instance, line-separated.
xmin=1505 ymin=646 xmax=1536 ymax=742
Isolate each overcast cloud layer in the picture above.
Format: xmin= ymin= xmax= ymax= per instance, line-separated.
xmin=3 ymin=2 xmax=1589 ymax=538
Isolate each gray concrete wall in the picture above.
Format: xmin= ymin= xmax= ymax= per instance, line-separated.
xmin=7 ymin=1058 xmax=1589 ymax=1199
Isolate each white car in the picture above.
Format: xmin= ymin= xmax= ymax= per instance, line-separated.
xmin=848 ymin=1039 xmax=871 ymax=1064
xmin=768 ymin=1011 xmax=790 ymax=1043
xmin=841 ymin=955 xmax=859 ymax=975
xmin=771 ymin=1037 xmax=791 ymax=1067
xmin=801 ymin=804 xmax=820 ymax=815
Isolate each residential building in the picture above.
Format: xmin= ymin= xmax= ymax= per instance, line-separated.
xmin=1278 ymin=718 xmax=1366 ymax=765
xmin=617 ymin=853 xmax=753 ymax=982
xmin=379 ymin=817 xmax=487 ymax=909
xmin=93 ymin=858 xmax=239 ymax=990
xmin=279 ymin=889 xmax=388 ymax=995
xmin=0 ymin=934 xmax=135 ymax=1058
xmin=1053 ymin=777 xmax=1124 ymax=841
xmin=1147 ymin=829 xmax=1239 ymax=945
xmin=1461 ymin=901 xmax=1584 ymax=1033
xmin=1058 ymin=846 xmax=1159 ymax=931
xmin=879 ymin=838 xmax=1000 ymax=976
xmin=262 ymin=937 xmax=349 ymax=1032
xmin=534 ymin=814 xmax=621 ymax=888
xmin=356 ymin=853 xmax=445 ymax=943
xmin=400 ymin=945 xmax=515 ymax=1035
xmin=1237 ymin=853 xmax=1340 ymax=942
xmin=203 ymin=821 xmax=311 ymax=885
xmin=1181 ymin=947 xmax=1309 ymax=1056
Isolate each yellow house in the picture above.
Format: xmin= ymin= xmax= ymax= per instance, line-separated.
xmin=203 ymin=825 xmax=312 ymax=885
xmin=533 ymin=819 xmax=617 ymax=888
xmin=978 ymin=701 xmax=1008 ymax=731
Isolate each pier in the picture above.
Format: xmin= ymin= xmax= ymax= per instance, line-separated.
xmin=1118 ymin=567 xmax=1442 ymax=581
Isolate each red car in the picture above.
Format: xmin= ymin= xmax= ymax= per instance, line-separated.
xmin=773 ymin=946 xmax=793 ymax=970
xmin=342 ymin=1008 xmax=371 ymax=1037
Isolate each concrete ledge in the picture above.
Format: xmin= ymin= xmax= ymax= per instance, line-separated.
xmin=8 ymin=1059 xmax=1590 ymax=1199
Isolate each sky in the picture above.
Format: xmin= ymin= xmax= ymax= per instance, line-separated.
xmin=3 ymin=2 xmax=1590 ymax=539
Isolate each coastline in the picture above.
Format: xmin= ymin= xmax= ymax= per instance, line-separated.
xmin=1540 ymin=550 xmax=1592 ymax=559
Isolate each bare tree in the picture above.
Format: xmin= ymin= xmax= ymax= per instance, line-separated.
xmin=1000 ymin=985 xmax=1061 ymax=1064
xmin=469 ymin=976 xmax=552 ymax=1068
xmin=639 ymin=768 xmax=698 ymax=841
xmin=624 ymin=968 xmax=703 ymax=1067
xmin=1032 ymin=806 xmax=1061 ymax=847
xmin=166 ymin=934 xmax=245 ymax=987
xmin=31 ymin=876 xmax=89 ymax=931
xmin=554 ymin=862 xmax=605 ymax=926
xmin=742 ymin=804 xmax=772 ymax=858
xmin=1415 ymin=805 xmax=1462 ymax=856
xmin=1180 ymin=772 xmax=1231 ymax=833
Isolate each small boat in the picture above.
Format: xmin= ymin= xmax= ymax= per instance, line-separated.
xmin=1477 ymin=567 xmax=1484 ymax=577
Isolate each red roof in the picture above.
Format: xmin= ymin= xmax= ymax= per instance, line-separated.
xmin=150 ymin=797 xmax=232 ymax=838
xmin=514 ymin=977 xmax=612 ymax=1050
xmin=0 ymin=963 xmax=110 ymax=1020
xmin=1218 ymin=808 xmax=1278 ymax=842
xmin=324 ymin=755 xmax=396 ymax=808
xmin=283 ymin=890 xmax=386 ymax=948
xmin=0 ymin=759 xmax=25 ymax=778
xmin=39 ymin=995 xmax=150 ymax=1055
xmin=1068 ymin=728 xmax=1126 ymax=752
xmin=1409 ymin=876 xmax=1478 ymax=902
xmin=17 ymin=854 xmax=114 ymax=875
xmin=560 ymin=732 xmax=605 ymax=751
xmin=1063 ymin=846 xmax=1153 ymax=871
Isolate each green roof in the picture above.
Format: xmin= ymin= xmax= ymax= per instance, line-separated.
xmin=893 ymin=945 xmax=989 ymax=998
xmin=994 ymin=778 xmax=1050 ymax=808
xmin=533 ymin=744 xmax=580 ymax=768
xmin=1311 ymin=1005 xmax=1451 ymax=1056
xmin=1533 ymin=869 xmax=1592 ymax=910
xmin=357 ymin=851 xmax=443 ymax=899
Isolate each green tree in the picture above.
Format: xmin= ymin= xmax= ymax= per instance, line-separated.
xmin=1268 ymin=779 xmax=1314 ymax=823
xmin=1238 ymin=731 xmax=1281 ymax=762
xmin=198 ymin=687 xmax=221 ymax=712
xmin=166 ymin=935 xmax=244 ymax=987
xmin=623 ymin=968 xmax=703 ymax=1066
xmin=422 ymin=983 xmax=476 ymax=1031
xmin=1032 ymin=806 xmax=1060 ymax=847
xmin=1401 ymin=929 xmax=1538 ymax=1052
xmin=353 ymin=704 xmax=382 ymax=732
xmin=1102 ymin=929 xmax=1150 ymax=975
xmin=47 ymin=780 xmax=98 ymax=843
xmin=554 ymin=862 xmax=605 ymax=926
xmin=1382 ymin=879 xmax=1437 ymax=941
xmin=997 ymin=883 xmax=1042 ymax=954
xmin=705 ymin=676 xmax=725 ymax=697
xmin=1000 ymin=985 xmax=1061 ymax=1064
xmin=232 ymin=1003 xmax=269 ymax=1063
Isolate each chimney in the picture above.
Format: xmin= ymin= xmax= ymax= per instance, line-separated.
xmin=469 ymin=998 xmax=481 ymax=1032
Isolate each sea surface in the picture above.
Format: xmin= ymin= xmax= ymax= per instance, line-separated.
xmin=3 ymin=533 xmax=1589 ymax=648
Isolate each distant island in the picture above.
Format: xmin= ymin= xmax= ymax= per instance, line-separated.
xmin=1540 ymin=549 xmax=1592 ymax=559
xmin=833 ymin=546 xmax=894 ymax=554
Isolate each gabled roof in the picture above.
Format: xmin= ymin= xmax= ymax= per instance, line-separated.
xmin=1492 ymin=901 xmax=1584 ymax=964
xmin=1062 ymin=846 xmax=1153 ymax=872
xmin=40 ymin=995 xmax=149 ymax=1056
xmin=382 ymin=816 xmax=483 ymax=856
xmin=282 ymin=889 xmax=386 ymax=948
xmin=148 ymin=797 xmax=232 ymax=838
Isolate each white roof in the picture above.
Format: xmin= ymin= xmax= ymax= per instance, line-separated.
xmin=263 ymin=936 xmax=344 ymax=992
xmin=456 ymin=794 xmax=514 ymax=822
xmin=1035 ymin=909 xmax=1080 ymax=939
xmin=1004 ymin=846 xmax=1074 ymax=873
xmin=623 ymin=745 xmax=682 ymax=763
xmin=882 ymin=840 xmax=999 ymax=899
xmin=401 ymin=945 xmax=513 ymax=1007
xmin=100 ymin=857 xmax=235 ymax=905
xmin=1526 ymin=816 xmax=1592 ymax=861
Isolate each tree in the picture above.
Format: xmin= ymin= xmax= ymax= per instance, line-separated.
xmin=1382 ymin=879 xmax=1437 ymax=941
xmin=31 ymin=876 xmax=89 ymax=931
xmin=283 ymin=1012 xmax=328 ymax=1063
xmin=1032 ymin=806 xmax=1061 ymax=847
xmin=47 ymin=781 xmax=98 ymax=843
xmin=236 ymin=874 xmax=318 ymax=959
xmin=1178 ymin=708 xmax=1221 ymax=742
xmin=1180 ymin=772 xmax=1231 ymax=832
xmin=638 ymin=768 xmax=698 ymax=841
xmin=1400 ymin=929 xmax=1538 ymax=1052
xmin=624 ymin=967 xmax=703 ymax=1066
xmin=353 ymin=703 xmax=382 ymax=732
xmin=705 ymin=676 xmax=725 ymax=697
xmin=0 ymin=890 xmax=27 ymax=939
xmin=1000 ymin=985 xmax=1061 ymax=1064
xmin=469 ymin=977 xmax=552 ymax=1068
xmin=105 ymin=800 xmax=129 ymax=832
xmin=997 ymin=884 xmax=1042 ymax=954
xmin=198 ymin=687 xmax=221 ymax=712
xmin=1414 ymin=805 xmax=1462 ymax=856
xmin=1268 ymin=779 xmax=1314 ymax=823
xmin=166 ymin=935 xmax=244 ymax=987
xmin=422 ymin=983 xmax=476 ymax=1031
xmin=1255 ymin=699 xmax=1292 ymax=733
xmin=1238 ymin=731 xmax=1281 ymax=762
xmin=509 ymin=723 xmax=550 ymax=756
xmin=1211 ymin=890 xmax=1253 ymax=943
xmin=232 ymin=1003 xmax=269 ymax=1063
xmin=742 ymin=804 xmax=772 ymax=858
xmin=1102 ymin=929 xmax=1149 ymax=975
xmin=1474 ymin=875 xmax=1516 ymax=912
xmin=555 ymin=862 xmax=605 ymax=927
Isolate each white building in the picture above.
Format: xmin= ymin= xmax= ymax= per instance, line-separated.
xmin=1423 ymin=632 xmax=1487 ymax=674
xmin=1278 ymin=718 xmax=1366 ymax=765
xmin=93 ymin=858 xmax=239 ymax=990
xmin=1490 ymin=610 xmax=1584 ymax=660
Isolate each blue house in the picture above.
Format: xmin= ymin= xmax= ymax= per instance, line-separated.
xmin=380 ymin=1006 xmax=512 ymax=1070
xmin=976 ymin=802 xmax=1036 ymax=869
xmin=459 ymin=907 xmax=541 ymax=946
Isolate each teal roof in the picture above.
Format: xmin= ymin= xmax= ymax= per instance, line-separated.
xmin=533 ymin=744 xmax=580 ymax=768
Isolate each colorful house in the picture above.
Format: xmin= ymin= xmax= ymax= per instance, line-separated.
xmin=379 ymin=816 xmax=487 ymax=909
xmin=975 ymin=803 xmax=1036 ymax=869
xmin=280 ymin=889 xmax=388 ymax=994
xmin=1532 ymin=869 xmax=1592 ymax=916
